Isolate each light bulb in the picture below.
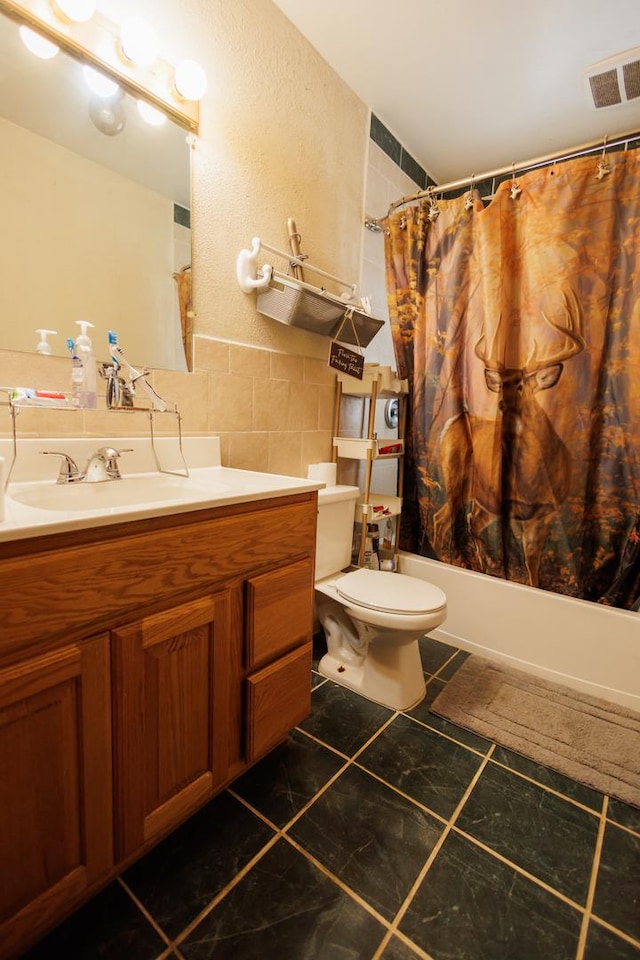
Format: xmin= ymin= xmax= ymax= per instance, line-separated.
xmin=83 ymin=65 xmax=120 ymax=99
xmin=53 ymin=0 xmax=97 ymax=22
xmin=89 ymin=95 xmax=126 ymax=136
xmin=120 ymin=17 xmax=159 ymax=67
xmin=19 ymin=25 xmax=59 ymax=59
xmin=137 ymin=100 xmax=166 ymax=127
xmin=174 ymin=59 xmax=207 ymax=101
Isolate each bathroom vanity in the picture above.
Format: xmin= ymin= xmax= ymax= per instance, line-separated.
xmin=0 ymin=438 xmax=319 ymax=958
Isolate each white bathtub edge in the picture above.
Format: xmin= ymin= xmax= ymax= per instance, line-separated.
xmin=399 ymin=552 xmax=640 ymax=713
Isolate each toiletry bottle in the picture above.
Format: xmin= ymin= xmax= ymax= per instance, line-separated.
xmin=75 ymin=320 xmax=97 ymax=409
xmin=35 ymin=329 xmax=56 ymax=355
xmin=67 ymin=337 xmax=83 ymax=406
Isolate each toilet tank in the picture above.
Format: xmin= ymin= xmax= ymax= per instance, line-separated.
xmin=315 ymin=484 xmax=360 ymax=580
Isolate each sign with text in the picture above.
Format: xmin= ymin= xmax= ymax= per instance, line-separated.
xmin=328 ymin=341 xmax=364 ymax=380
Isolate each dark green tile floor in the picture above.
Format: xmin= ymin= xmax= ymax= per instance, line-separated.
xmin=23 ymin=636 xmax=640 ymax=960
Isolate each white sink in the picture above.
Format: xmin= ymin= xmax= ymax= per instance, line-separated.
xmin=9 ymin=473 xmax=228 ymax=512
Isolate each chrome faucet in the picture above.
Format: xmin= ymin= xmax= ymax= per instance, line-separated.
xmin=41 ymin=446 xmax=132 ymax=483
xmin=84 ymin=446 xmax=132 ymax=482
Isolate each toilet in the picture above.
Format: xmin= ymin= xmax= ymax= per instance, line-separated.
xmin=314 ymin=485 xmax=447 ymax=711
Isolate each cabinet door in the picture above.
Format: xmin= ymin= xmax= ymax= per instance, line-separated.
xmin=112 ymin=592 xmax=235 ymax=861
xmin=246 ymin=642 xmax=312 ymax=762
xmin=0 ymin=635 xmax=112 ymax=958
xmin=245 ymin=557 xmax=314 ymax=669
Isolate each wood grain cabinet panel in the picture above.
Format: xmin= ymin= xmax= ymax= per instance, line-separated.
xmin=245 ymin=557 xmax=314 ymax=669
xmin=112 ymin=593 xmax=235 ymax=860
xmin=0 ymin=634 xmax=112 ymax=958
xmin=246 ymin=642 xmax=312 ymax=762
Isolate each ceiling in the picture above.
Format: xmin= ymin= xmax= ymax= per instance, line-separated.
xmin=272 ymin=0 xmax=640 ymax=187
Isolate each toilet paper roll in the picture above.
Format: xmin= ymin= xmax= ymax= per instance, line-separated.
xmin=307 ymin=461 xmax=337 ymax=487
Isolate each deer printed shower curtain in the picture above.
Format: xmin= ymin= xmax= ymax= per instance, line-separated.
xmin=385 ymin=149 xmax=640 ymax=608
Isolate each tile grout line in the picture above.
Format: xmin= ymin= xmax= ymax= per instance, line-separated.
xmin=575 ymin=795 xmax=609 ymax=960
xmin=370 ymin=744 xmax=497 ymax=960
xmin=115 ymin=876 xmax=173 ymax=953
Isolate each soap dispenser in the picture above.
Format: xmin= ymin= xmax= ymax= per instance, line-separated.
xmin=35 ymin=329 xmax=57 ymax=355
xmin=75 ymin=320 xmax=97 ymax=409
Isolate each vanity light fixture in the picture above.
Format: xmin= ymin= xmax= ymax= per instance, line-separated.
xmin=19 ymin=23 xmax=58 ymax=57
xmin=0 ymin=0 xmax=204 ymax=130
xmin=52 ymin=0 xmax=96 ymax=23
xmin=119 ymin=16 xmax=159 ymax=68
xmin=174 ymin=59 xmax=207 ymax=101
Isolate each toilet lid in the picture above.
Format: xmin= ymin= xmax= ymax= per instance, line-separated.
xmin=336 ymin=568 xmax=446 ymax=615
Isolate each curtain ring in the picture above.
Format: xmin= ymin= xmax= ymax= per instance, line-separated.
xmin=510 ymin=162 xmax=521 ymax=199
xmin=596 ymin=135 xmax=611 ymax=180
xmin=464 ymin=176 xmax=476 ymax=210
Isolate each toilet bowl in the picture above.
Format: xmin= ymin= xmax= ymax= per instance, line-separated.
xmin=314 ymin=485 xmax=447 ymax=710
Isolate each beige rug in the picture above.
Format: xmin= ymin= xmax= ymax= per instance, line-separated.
xmin=430 ymin=656 xmax=640 ymax=809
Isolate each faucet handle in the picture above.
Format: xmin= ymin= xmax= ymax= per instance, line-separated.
xmin=40 ymin=450 xmax=84 ymax=484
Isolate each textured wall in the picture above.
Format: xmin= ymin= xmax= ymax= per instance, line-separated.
xmin=0 ymin=0 xmax=370 ymax=475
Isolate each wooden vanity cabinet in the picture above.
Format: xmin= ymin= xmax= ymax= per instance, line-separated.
xmin=111 ymin=592 xmax=236 ymax=861
xmin=0 ymin=490 xmax=317 ymax=959
xmin=0 ymin=633 xmax=113 ymax=960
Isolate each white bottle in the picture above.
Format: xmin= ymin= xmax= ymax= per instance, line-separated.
xmin=75 ymin=320 xmax=97 ymax=409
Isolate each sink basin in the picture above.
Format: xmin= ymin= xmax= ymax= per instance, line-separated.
xmin=9 ymin=473 xmax=228 ymax=512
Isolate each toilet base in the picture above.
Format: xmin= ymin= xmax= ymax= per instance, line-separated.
xmin=318 ymin=642 xmax=426 ymax=712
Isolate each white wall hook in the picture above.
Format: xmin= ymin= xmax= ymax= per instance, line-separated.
xmin=236 ymin=237 xmax=272 ymax=293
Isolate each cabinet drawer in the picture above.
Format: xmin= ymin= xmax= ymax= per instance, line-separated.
xmin=245 ymin=558 xmax=313 ymax=670
xmin=245 ymin=642 xmax=312 ymax=762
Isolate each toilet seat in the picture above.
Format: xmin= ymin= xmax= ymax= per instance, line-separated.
xmin=335 ymin=568 xmax=446 ymax=615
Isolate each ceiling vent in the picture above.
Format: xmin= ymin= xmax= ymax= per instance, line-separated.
xmin=584 ymin=47 xmax=640 ymax=109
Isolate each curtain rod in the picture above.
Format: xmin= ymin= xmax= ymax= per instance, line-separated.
xmin=365 ymin=127 xmax=640 ymax=229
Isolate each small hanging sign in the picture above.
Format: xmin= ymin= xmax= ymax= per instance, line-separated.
xmin=329 ymin=341 xmax=364 ymax=379
xmin=328 ymin=308 xmax=364 ymax=380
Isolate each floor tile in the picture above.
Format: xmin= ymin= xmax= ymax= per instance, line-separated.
xmin=491 ymin=745 xmax=604 ymax=811
xmin=231 ymin=728 xmax=345 ymax=828
xmin=179 ymin=838 xmax=386 ymax=959
xmin=608 ymin=798 xmax=640 ymax=834
xmin=399 ymin=831 xmax=582 ymax=960
xmin=436 ymin=648 xmax=469 ymax=680
xmin=298 ymin=679 xmax=393 ymax=756
xmin=21 ymin=881 xmax=166 ymax=960
xmin=379 ymin=935 xmax=422 ymax=959
xmin=592 ymin=821 xmax=640 ymax=941
xmin=311 ymin=670 xmax=327 ymax=689
xmin=583 ymin=921 xmax=640 ymax=959
xmin=407 ymin=677 xmax=492 ymax=752
xmin=122 ymin=792 xmax=275 ymax=941
xmin=289 ymin=764 xmax=442 ymax=921
xmin=418 ymin=636 xmax=458 ymax=675
xmin=358 ymin=712 xmax=485 ymax=818
xmin=455 ymin=762 xmax=600 ymax=904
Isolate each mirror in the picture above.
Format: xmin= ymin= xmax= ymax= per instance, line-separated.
xmin=0 ymin=10 xmax=192 ymax=371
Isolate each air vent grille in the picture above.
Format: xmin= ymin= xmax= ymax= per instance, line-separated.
xmin=623 ymin=60 xmax=640 ymax=100
xmin=584 ymin=48 xmax=640 ymax=109
xmin=589 ymin=69 xmax=621 ymax=108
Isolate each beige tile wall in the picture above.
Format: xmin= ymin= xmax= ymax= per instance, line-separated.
xmin=0 ymin=336 xmax=338 ymax=479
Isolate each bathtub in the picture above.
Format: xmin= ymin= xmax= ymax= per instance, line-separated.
xmin=399 ymin=552 xmax=640 ymax=712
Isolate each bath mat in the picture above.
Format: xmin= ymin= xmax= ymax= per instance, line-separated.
xmin=430 ymin=656 xmax=640 ymax=809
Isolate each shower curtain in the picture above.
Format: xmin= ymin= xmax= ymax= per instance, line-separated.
xmin=384 ymin=148 xmax=640 ymax=608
